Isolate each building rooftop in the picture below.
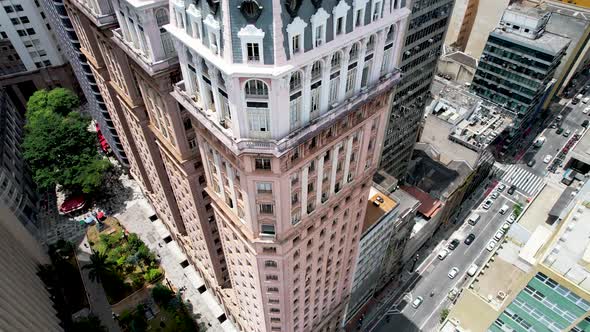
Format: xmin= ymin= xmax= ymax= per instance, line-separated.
xmin=419 ymin=117 xmax=480 ymax=168
xmin=491 ymin=27 xmax=571 ymax=56
xmin=400 ymin=185 xmax=442 ymax=219
xmin=570 ymin=126 xmax=590 ymax=165
xmin=363 ymin=188 xmax=398 ymax=233
xmin=445 ymin=51 xmax=477 ymax=69
xmin=540 ymin=181 xmax=590 ymax=292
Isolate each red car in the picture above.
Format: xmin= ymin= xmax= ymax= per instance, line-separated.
xmin=59 ymin=195 xmax=86 ymax=214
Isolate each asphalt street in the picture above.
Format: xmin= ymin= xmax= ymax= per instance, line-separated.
xmin=371 ymin=187 xmax=520 ymax=332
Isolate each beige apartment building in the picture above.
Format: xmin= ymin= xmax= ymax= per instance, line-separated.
xmin=62 ymin=0 xmax=409 ymax=331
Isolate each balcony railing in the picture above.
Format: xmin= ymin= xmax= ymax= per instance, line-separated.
xmin=112 ymin=28 xmax=178 ymax=77
xmin=172 ymin=68 xmax=401 ymax=157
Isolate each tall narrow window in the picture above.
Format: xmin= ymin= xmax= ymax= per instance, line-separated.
xmin=355 ymin=9 xmax=363 ymax=27
xmin=292 ymin=34 xmax=301 ymax=54
xmin=373 ymin=1 xmax=382 ymax=21
xmin=336 ymin=17 xmax=344 ymax=35
xmin=290 ymin=71 xmax=303 ymax=129
xmin=346 ymin=67 xmax=357 ymax=95
xmin=315 ymin=25 xmax=324 ymax=47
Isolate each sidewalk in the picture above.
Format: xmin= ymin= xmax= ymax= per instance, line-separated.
xmin=76 ymin=236 xmax=121 ymax=332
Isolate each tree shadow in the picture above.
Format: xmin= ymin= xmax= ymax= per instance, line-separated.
xmin=92 ymin=166 xmax=135 ymax=216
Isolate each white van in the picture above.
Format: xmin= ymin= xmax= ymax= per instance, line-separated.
xmin=468 ymin=213 xmax=481 ymax=225
xmin=499 ymin=204 xmax=509 ymax=215
xmin=467 ymin=264 xmax=479 ymax=277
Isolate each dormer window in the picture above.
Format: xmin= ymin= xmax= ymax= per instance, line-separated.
xmin=287 ymin=17 xmax=307 ymax=57
xmin=238 ymin=25 xmax=265 ymax=63
xmin=247 ymin=43 xmax=260 ymax=62
xmin=311 ymin=8 xmax=329 ymax=49
xmin=372 ymin=1 xmax=382 ymax=21
xmin=333 ymin=0 xmax=350 ymax=37
xmin=353 ymin=0 xmax=369 ymax=28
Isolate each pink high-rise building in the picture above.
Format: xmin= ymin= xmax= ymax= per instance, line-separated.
xmin=63 ymin=0 xmax=409 ymax=331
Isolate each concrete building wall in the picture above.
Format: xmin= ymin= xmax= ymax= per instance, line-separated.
xmin=0 ymin=205 xmax=61 ymax=332
xmin=463 ymin=0 xmax=510 ymax=58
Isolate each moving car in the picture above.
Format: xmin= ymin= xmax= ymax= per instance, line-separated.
xmin=527 ymin=159 xmax=536 ymax=167
xmin=486 ymin=240 xmax=497 ymax=251
xmin=448 ymin=239 xmax=460 ymax=250
xmin=468 ymin=213 xmax=480 ymax=225
xmin=482 ymin=200 xmax=493 ymax=210
xmin=494 ymin=230 xmax=505 ymax=241
xmin=412 ymin=296 xmax=424 ymax=309
xmin=508 ymin=185 xmax=517 ymax=195
xmin=491 ymin=191 xmax=499 ymax=199
xmin=437 ymin=249 xmax=449 ymax=260
xmin=499 ymin=204 xmax=510 ymax=215
xmin=497 ymin=184 xmax=506 ymax=192
xmin=448 ymin=267 xmax=459 ymax=279
xmin=464 ymin=233 xmax=476 ymax=245
xmin=467 ymin=264 xmax=479 ymax=277
xmin=544 ymin=155 xmax=553 ymax=164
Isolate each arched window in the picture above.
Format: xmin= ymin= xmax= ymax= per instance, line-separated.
xmin=155 ymin=8 xmax=169 ymax=27
xmin=366 ymin=35 xmax=376 ymax=52
xmin=290 ymin=71 xmax=302 ymax=91
xmin=330 ymin=52 xmax=341 ymax=70
xmin=311 ymin=61 xmax=322 ymax=81
xmin=349 ymin=43 xmax=359 ymax=61
xmin=245 ymin=79 xmax=269 ymax=98
xmin=386 ymin=24 xmax=396 ymax=43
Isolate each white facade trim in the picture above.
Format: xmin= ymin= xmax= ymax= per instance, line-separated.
xmin=286 ymin=17 xmax=307 ymax=57
xmin=237 ymin=25 xmax=265 ymax=64
xmin=353 ymin=0 xmax=370 ymax=28
xmin=186 ymin=4 xmax=202 ymax=40
xmin=203 ymin=14 xmax=221 ymax=54
xmin=310 ymin=8 xmax=330 ymax=48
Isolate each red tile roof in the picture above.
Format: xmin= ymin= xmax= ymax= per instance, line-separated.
xmin=400 ymin=186 xmax=442 ymax=218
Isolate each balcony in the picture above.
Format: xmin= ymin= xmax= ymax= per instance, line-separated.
xmin=111 ymin=28 xmax=178 ymax=77
xmin=68 ymin=0 xmax=117 ymax=28
xmin=172 ymin=68 xmax=401 ymax=157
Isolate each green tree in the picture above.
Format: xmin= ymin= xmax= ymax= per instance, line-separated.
xmin=152 ymin=283 xmax=174 ymax=307
xmin=82 ymin=250 xmax=115 ymax=284
xmin=23 ymin=88 xmax=111 ymax=194
xmin=71 ymin=314 xmax=107 ymax=332
xmin=439 ymin=308 xmax=450 ymax=323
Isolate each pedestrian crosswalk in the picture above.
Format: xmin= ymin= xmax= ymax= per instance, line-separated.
xmin=500 ymin=164 xmax=545 ymax=197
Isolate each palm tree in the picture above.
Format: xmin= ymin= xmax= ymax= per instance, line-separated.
xmin=82 ymin=250 xmax=114 ymax=283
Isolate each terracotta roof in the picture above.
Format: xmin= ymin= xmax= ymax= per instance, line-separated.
xmin=400 ymin=185 xmax=442 ymax=218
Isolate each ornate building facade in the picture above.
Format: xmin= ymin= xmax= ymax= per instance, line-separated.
xmin=63 ymin=0 xmax=409 ymax=331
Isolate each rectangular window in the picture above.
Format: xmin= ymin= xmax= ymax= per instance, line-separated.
xmin=259 ymin=204 xmax=274 ymax=215
xmin=266 ymin=275 xmax=279 ymax=281
xmin=373 ymin=2 xmax=382 ymax=21
xmin=246 ymin=42 xmax=260 ymax=62
xmin=336 ymin=17 xmax=344 ymax=35
xmin=20 ymin=16 xmax=29 ymax=24
xmin=3 ymin=6 xmax=14 ymax=13
xmin=261 ymin=224 xmax=276 ymax=235
xmin=247 ymin=109 xmax=269 ymax=133
xmin=330 ymin=77 xmax=340 ymax=104
xmin=361 ymin=61 xmax=372 ymax=88
xmin=315 ymin=25 xmax=324 ymax=47
xmin=256 ymin=182 xmax=272 ymax=194
xmin=26 ymin=28 xmax=35 ymax=35
xmin=267 ymin=287 xmax=279 ymax=293
xmin=355 ymin=9 xmax=363 ymax=27
xmin=310 ymin=88 xmax=320 ymax=115
xmin=255 ymin=158 xmax=272 ymax=170
xmin=292 ymin=34 xmax=301 ymax=54
xmin=17 ymin=30 xmax=26 ymax=37
xmin=346 ymin=68 xmax=357 ymax=94
xmin=14 ymin=5 xmax=23 ymax=11
xmin=290 ymin=97 xmax=301 ymax=129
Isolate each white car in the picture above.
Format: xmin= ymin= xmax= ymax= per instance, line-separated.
xmin=486 ymin=240 xmax=497 ymax=251
xmin=584 ymin=107 xmax=590 ymax=114
xmin=482 ymin=200 xmax=493 ymax=210
xmin=497 ymin=184 xmax=506 ymax=192
xmin=448 ymin=267 xmax=460 ymax=279
xmin=502 ymin=222 xmax=511 ymax=231
xmin=448 ymin=288 xmax=459 ymax=301
xmin=491 ymin=191 xmax=499 ymax=199
xmin=438 ymin=249 xmax=449 ymax=260
xmin=412 ymin=296 xmax=424 ymax=309
xmin=543 ymin=155 xmax=553 ymax=164
xmin=494 ymin=230 xmax=505 ymax=241
xmin=507 ymin=214 xmax=516 ymax=224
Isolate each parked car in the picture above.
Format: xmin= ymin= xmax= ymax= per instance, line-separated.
xmin=583 ymin=120 xmax=589 ymax=128
xmin=482 ymin=200 xmax=493 ymax=210
xmin=448 ymin=267 xmax=459 ymax=279
xmin=564 ymin=129 xmax=571 ymax=137
xmin=438 ymin=249 xmax=449 ymax=260
xmin=494 ymin=230 xmax=505 ymax=241
xmin=582 ymin=97 xmax=589 ymax=104
xmin=527 ymin=159 xmax=536 ymax=167
xmin=467 ymin=264 xmax=479 ymax=277
xmin=544 ymin=155 xmax=553 ymax=164
xmin=448 ymin=239 xmax=460 ymax=250
xmin=557 ymin=127 xmax=564 ymax=134
xmin=507 ymin=214 xmax=517 ymax=224
xmin=499 ymin=204 xmax=510 ymax=215
xmin=464 ymin=233 xmax=476 ymax=245
xmin=486 ymin=240 xmax=497 ymax=251
xmin=491 ymin=191 xmax=500 ymax=199
xmin=501 ymin=222 xmax=511 ymax=231
xmin=584 ymin=107 xmax=590 ymax=114
xmin=508 ymin=185 xmax=517 ymax=195
xmin=448 ymin=288 xmax=459 ymax=301
xmin=497 ymin=184 xmax=506 ymax=192
xmin=551 ymin=122 xmax=558 ymax=129
xmin=412 ymin=296 xmax=424 ymax=309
